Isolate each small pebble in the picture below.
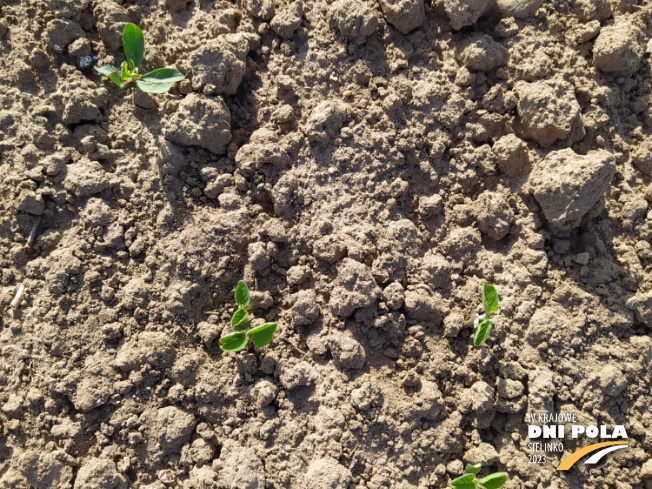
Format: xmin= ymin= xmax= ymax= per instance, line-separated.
xmin=572 ymin=252 xmax=590 ymax=265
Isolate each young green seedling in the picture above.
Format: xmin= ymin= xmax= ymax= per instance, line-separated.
xmin=451 ymin=463 xmax=507 ymax=489
xmin=219 ymin=281 xmax=278 ymax=352
xmin=94 ymin=23 xmax=185 ymax=94
xmin=463 ymin=283 xmax=499 ymax=347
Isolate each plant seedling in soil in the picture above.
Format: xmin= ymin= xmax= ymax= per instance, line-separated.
xmin=219 ymin=281 xmax=278 ymax=352
xmin=450 ymin=463 xmax=507 ymax=489
xmin=94 ymin=23 xmax=185 ymax=93
xmin=463 ymin=283 xmax=499 ymax=347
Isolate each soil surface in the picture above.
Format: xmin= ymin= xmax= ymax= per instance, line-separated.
xmin=1 ymin=0 xmax=652 ymax=488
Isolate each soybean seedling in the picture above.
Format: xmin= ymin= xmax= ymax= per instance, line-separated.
xmin=94 ymin=23 xmax=185 ymax=93
xmin=219 ymin=281 xmax=278 ymax=352
xmin=463 ymin=283 xmax=499 ymax=347
xmin=451 ymin=463 xmax=507 ymax=489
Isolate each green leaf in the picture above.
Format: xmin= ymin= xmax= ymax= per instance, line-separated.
xmin=482 ymin=283 xmax=499 ymax=316
xmin=231 ymin=306 xmax=248 ymax=328
xmin=120 ymin=61 xmax=131 ymax=80
xmin=94 ymin=64 xmax=119 ymax=76
xmin=108 ymin=72 xmax=128 ymax=88
xmin=219 ymin=332 xmax=247 ymax=352
xmin=235 ymin=281 xmax=250 ymax=307
xmin=477 ymin=472 xmax=507 ymax=489
xmin=233 ymin=319 xmax=252 ymax=332
xmin=135 ymin=79 xmax=174 ymax=93
xmin=246 ymin=322 xmax=277 ymax=348
xmin=142 ymin=68 xmax=186 ymax=83
xmin=451 ymin=473 xmax=477 ymax=489
xmin=465 ymin=464 xmax=482 ymax=475
xmin=474 ymin=318 xmax=494 ymax=347
xmin=123 ymin=23 xmax=144 ymax=70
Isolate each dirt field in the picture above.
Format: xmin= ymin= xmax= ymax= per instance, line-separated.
xmin=1 ymin=0 xmax=652 ymax=488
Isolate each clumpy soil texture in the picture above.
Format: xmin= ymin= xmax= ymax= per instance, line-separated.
xmin=1 ymin=0 xmax=652 ymax=488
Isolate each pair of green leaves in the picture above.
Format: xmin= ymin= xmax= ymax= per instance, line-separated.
xmin=94 ymin=23 xmax=185 ymax=93
xmin=473 ymin=283 xmax=499 ymax=347
xmin=219 ymin=281 xmax=277 ymax=352
xmin=451 ymin=463 xmax=507 ymax=489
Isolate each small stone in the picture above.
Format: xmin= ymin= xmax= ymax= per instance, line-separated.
xmin=101 ymin=322 xmax=123 ymax=340
xmin=272 ymin=104 xmax=295 ymax=123
xmin=633 ymin=290 xmax=652 ymax=329
xmin=328 ymin=331 xmax=366 ymax=369
xmin=443 ymin=312 xmax=464 ymax=338
xmin=553 ymin=240 xmax=570 ymax=254
xmin=526 ymin=307 xmax=555 ymax=346
xmin=378 ymin=0 xmax=424 ymax=34
xmin=197 ymin=321 xmax=220 ymax=347
xmin=456 ymin=34 xmax=508 ymax=71
xmin=493 ymin=134 xmax=530 ymax=177
xmin=465 ymin=443 xmax=500 ymax=466
xmin=236 ymin=143 xmax=291 ymax=177
xmin=514 ymin=79 xmax=582 ymax=147
xmin=72 ymin=352 xmax=115 ymax=411
xmin=278 ymin=360 xmax=314 ymax=389
xmin=44 ymin=19 xmax=85 ymax=52
xmin=63 ymin=159 xmax=110 ymax=197
xmin=286 ymin=265 xmax=311 ymax=286
xmin=219 ymin=441 xmax=265 ymax=489
xmin=188 ymin=33 xmax=253 ymax=96
xmin=2 ymin=394 xmax=23 ymax=418
xmin=529 ymin=149 xmax=615 ymax=230
xmin=404 ymin=290 xmax=441 ymax=325
xmin=574 ymin=20 xmax=601 ymax=43
xmin=476 ymin=191 xmax=514 ymax=240
xmin=496 ymin=378 xmax=524 ymax=400
xmin=189 ymin=438 xmax=215 ymax=465
xmin=291 ymin=289 xmax=320 ymax=326
xmin=595 ymin=366 xmax=626 ymax=399
xmin=134 ymin=90 xmax=157 ymax=109
xmin=68 ymin=37 xmax=92 ymax=57
xmin=330 ymin=0 xmax=378 ymax=41
xmin=74 ymin=458 xmax=124 ymax=489
xmin=305 ymin=457 xmax=352 ymax=489
xmin=166 ymin=0 xmax=190 ymax=11
xmin=444 ymin=0 xmax=489 ymax=30
xmin=418 ymin=194 xmax=443 ymax=217
xmin=249 ymin=290 xmax=273 ymax=310
xmin=495 ymin=0 xmax=543 ymax=18
xmin=248 ymin=242 xmax=270 ymax=271
xmin=383 ymin=282 xmax=405 ymax=310
xmin=593 ymin=21 xmax=645 ymax=74
xmin=572 ymin=252 xmax=590 ymax=266
xmin=632 ymin=139 xmax=652 ymax=176
xmin=470 ymin=381 xmax=495 ymax=428
xmin=351 ymin=381 xmax=381 ymax=410
xmin=18 ymin=450 xmax=72 ymax=489
xmin=164 ymin=94 xmax=232 ymax=155
xmin=313 ymin=234 xmax=347 ymax=263
xmin=29 ymin=49 xmax=50 ymax=70
xmin=246 ymin=0 xmax=275 ymax=19
xmin=250 ymin=379 xmax=278 ymax=408
xmin=573 ymin=0 xmax=612 ymax=21
xmin=306 ymin=100 xmax=348 ymax=143
xmin=157 ymin=406 xmax=196 ymax=453
xmin=330 ymin=259 xmax=380 ymax=317
xmin=270 ymin=3 xmax=302 ymax=39
xmin=16 ymin=190 xmax=45 ymax=215
xmin=641 ymin=459 xmax=652 ymax=480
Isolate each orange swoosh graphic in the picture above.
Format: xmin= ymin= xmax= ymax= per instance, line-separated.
xmin=556 ymin=441 xmax=629 ymax=470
